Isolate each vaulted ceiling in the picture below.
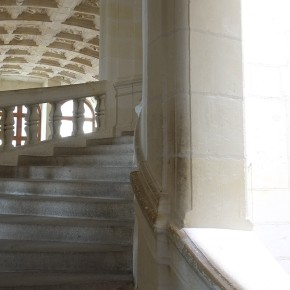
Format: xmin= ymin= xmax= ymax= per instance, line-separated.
xmin=0 ymin=0 xmax=99 ymax=85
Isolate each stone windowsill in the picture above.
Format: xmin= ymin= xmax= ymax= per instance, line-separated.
xmin=184 ymin=228 xmax=290 ymax=290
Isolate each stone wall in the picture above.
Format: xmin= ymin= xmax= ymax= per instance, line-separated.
xmin=243 ymin=0 xmax=290 ymax=273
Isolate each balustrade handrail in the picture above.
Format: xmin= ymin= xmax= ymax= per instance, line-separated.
xmin=0 ymin=81 xmax=110 ymax=149
xmin=0 ymin=81 xmax=108 ymax=108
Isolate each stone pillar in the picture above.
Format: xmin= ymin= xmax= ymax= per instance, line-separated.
xmin=183 ymin=0 xmax=251 ymax=229
xmin=140 ymin=0 xmax=251 ymax=230
xmin=135 ymin=1 xmax=251 ymax=289
xmin=100 ymin=0 xmax=142 ymax=136
xmin=100 ymin=0 xmax=142 ymax=82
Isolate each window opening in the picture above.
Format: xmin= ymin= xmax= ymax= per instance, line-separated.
xmin=60 ymin=100 xmax=95 ymax=137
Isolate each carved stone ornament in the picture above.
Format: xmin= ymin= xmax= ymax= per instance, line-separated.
xmin=85 ymin=0 xmax=100 ymax=8
xmin=74 ymin=12 xmax=95 ymax=21
xmin=130 ymin=171 xmax=159 ymax=228
xmin=0 ymin=0 xmax=100 ymax=83
xmin=26 ymin=8 xmax=46 ymax=15
xmin=16 ymin=0 xmax=24 ymax=7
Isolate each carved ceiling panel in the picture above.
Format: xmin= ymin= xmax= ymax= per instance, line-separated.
xmin=0 ymin=0 xmax=100 ymax=84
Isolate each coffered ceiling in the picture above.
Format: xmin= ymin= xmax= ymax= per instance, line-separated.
xmin=0 ymin=0 xmax=100 ymax=84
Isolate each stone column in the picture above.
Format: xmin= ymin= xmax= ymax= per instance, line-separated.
xmin=135 ymin=1 xmax=251 ymax=289
xmin=183 ymin=0 xmax=251 ymax=229
xmin=100 ymin=0 xmax=142 ymax=136
xmin=141 ymin=0 xmax=251 ymax=230
xmin=100 ymin=0 xmax=142 ymax=82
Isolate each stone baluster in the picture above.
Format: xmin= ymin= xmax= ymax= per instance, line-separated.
xmin=95 ymin=95 xmax=105 ymax=131
xmin=0 ymin=109 xmax=4 ymax=147
xmin=25 ymin=104 xmax=39 ymax=145
xmin=3 ymin=106 xmax=15 ymax=149
xmin=48 ymin=103 xmax=54 ymax=139
xmin=49 ymin=102 xmax=62 ymax=140
xmin=72 ymin=98 xmax=85 ymax=136
xmin=24 ymin=105 xmax=31 ymax=145
xmin=72 ymin=100 xmax=78 ymax=136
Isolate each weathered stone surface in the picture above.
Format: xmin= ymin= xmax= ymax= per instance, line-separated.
xmin=0 ymin=135 xmax=135 ymax=288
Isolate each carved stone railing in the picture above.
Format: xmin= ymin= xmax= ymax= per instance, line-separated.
xmin=114 ymin=78 xmax=142 ymax=135
xmin=0 ymin=81 xmax=108 ymax=150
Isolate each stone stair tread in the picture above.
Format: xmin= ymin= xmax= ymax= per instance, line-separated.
xmin=54 ymin=143 xmax=134 ymax=155
xmin=0 ymin=177 xmax=131 ymax=185
xmin=0 ymin=165 xmax=134 ymax=172
xmin=0 ymin=272 xmax=133 ymax=288
xmin=0 ymin=214 xmax=134 ymax=227
xmin=22 ymin=153 xmax=133 ymax=158
xmin=57 ymin=148 xmax=134 ymax=157
xmin=0 ymin=192 xmax=133 ymax=203
xmin=18 ymin=153 xmax=134 ymax=166
xmin=13 ymin=166 xmax=134 ymax=182
xmin=0 ymin=166 xmax=135 ymax=182
xmin=0 ymin=179 xmax=132 ymax=198
xmin=18 ymin=165 xmax=135 ymax=169
xmin=86 ymin=136 xmax=133 ymax=146
xmin=56 ymin=142 xmax=133 ymax=148
xmin=0 ymin=194 xmax=134 ymax=219
xmin=19 ymin=153 xmax=133 ymax=158
xmin=0 ymin=136 xmax=135 ymax=288
xmin=0 ymin=239 xmax=131 ymax=253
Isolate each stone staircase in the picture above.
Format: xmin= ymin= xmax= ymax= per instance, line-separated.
xmin=0 ymin=135 xmax=135 ymax=289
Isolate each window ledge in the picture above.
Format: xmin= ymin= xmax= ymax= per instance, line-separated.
xmin=184 ymin=228 xmax=290 ymax=290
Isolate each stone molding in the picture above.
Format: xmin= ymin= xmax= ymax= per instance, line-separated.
xmin=0 ymin=81 xmax=108 ymax=107
xmin=130 ymin=106 xmax=164 ymax=227
xmin=114 ymin=77 xmax=142 ymax=98
xmin=130 ymin=170 xmax=159 ymax=228
xmin=168 ymin=225 xmax=236 ymax=290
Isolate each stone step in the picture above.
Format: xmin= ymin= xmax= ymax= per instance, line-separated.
xmin=0 ymin=166 xmax=16 ymax=178
xmin=87 ymin=136 xmax=133 ymax=146
xmin=0 ymin=136 xmax=135 ymax=289
xmin=54 ymin=143 xmax=134 ymax=156
xmin=0 ymin=194 xmax=134 ymax=219
xmin=0 ymin=273 xmax=134 ymax=289
xmin=0 ymin=179 xmax=133 ymax=199
xmin=18 ymin=153 xmax=134 ymax=167
xmin=0 ymin=215 xmax=133 ymax=244
xmin=3 ymin=166 xmax=133 ymax=181
xmin=0 ymin=240 xmax=132 ymax=273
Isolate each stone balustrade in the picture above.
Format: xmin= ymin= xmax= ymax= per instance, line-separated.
xmin=0 ymin=81 xmax=108 ymax=150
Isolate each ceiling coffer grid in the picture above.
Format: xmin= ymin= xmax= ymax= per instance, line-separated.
xmin=0 ymin=0 xmax=100 ymax=84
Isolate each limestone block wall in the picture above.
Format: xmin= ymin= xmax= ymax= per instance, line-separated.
xmin=0 ymin=78 xmax=44 ymax=91
xmin=99 ymin=0 xmax=142 ymax=137
xmin=144 ymin=0 xmax=165 ymax=186
xmin=242 ymin=0 xmax=290 ymax=273
xmin=186 ymin=0 xmax=249 ymax=229
xmin=100 ymin=0 xmax=142 ymax=82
